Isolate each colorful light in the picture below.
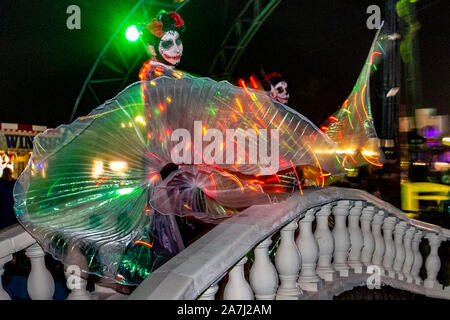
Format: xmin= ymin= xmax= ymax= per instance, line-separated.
xmin=134 ymin=240 xmax=153 ymax=248
xmin=249 ymin=75 xmax=258 ymax=89
xmin=110 ymin=161 xmax=128 ymax=174
xmin=92 ymin=160 xmax=104 ymax=178
xmin=125 ymin=25 xmax=140 ymax=42
xmin=116 ymin=187 xmax=134 ymax=195
xmin=443 ymin=137 xmax=450 ymax=146
xmin=134 ymin=115 xmax=146 ymax=126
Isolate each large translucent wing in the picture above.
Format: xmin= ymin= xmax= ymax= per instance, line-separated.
xmin=14 ymin=83 xmax=167 ymax=285
xmin=320 ymin=29 xmax=392 ymax=169
xmin=142 ymin=76 xmax=340 ymax=177
xmin=140 ymin=76 xmax=341 ymax=219
xmin=13 ymin=29 xmax=391 ymax=285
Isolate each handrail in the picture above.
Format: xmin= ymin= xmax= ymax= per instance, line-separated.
xmin=3 ymin=187 xmax=449 ymax=300
xmin=128 ymin=187 xmax=450 ymax=300
xmin=0 ymin=224 xmax=36 ymax=257
xmin=0 ymin=224 xmax=57 ymax=300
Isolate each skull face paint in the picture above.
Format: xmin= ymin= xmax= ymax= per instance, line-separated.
xmin=158 ymin=31 xmax=183 ymax=66
xmin=269 ymin=81 xmax=289 ymax=104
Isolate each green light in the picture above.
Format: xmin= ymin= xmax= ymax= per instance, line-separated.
xmin=116 ymin=187 xmax=135 ymax=195
xmin=126 ymin=25 xmax=140 ymax=42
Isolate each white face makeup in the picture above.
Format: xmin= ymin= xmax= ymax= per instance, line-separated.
xmin=158 ymin=31 xmax=183 ymax=66
xmin=269 ymin=81 xmax=289 ymax=104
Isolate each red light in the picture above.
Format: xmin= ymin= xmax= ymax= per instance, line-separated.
xmin=328 ymin=116 xmax=338 ymax=122
xmin=155 ymin=66 xmax=163 ymax=77
xmin=249 ymin=75 xmax=258 ymax=89
xmin=238 ymin=79 xmax=248 ymax=92
xmin=139 ymin=61 xmax=152 ymax=80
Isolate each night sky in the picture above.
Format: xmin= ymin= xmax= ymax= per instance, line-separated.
xmin=0 ymin=0 xmax=448 ymax=128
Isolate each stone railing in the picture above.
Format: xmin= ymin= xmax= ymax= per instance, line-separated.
xmin=128 ymin=187 xmax=450 ymax=300
xmin=0 ymin=224 xmax=54 ymax=300
xmin=2 ymin=187 xmax=449 ymax=300
xmin=0 ymin=224 xmax=125 ymax=300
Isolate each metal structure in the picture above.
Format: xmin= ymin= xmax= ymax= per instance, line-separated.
xmin=208 ymin=0 xmax=282 ymax=80
xmin=69 ymin=0 xmax=191 ymax=122
xmin=379 ymin=0 xmax=401 ymax=161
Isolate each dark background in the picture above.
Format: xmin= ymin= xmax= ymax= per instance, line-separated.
xmin=0 ymin=0 xmax=448 ymax=127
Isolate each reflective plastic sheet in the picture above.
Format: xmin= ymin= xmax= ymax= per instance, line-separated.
xmin=14 ymin=29 xmax=390 ymax=285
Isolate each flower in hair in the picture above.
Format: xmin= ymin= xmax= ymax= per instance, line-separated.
xmin=169 ymin=12 xmax=184 ymax=28
xmin=147 ymin=19 xmax=164 ymax=38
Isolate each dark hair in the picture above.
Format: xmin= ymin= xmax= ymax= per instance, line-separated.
xmin=261 ymin=72 xmax=284 ymax=91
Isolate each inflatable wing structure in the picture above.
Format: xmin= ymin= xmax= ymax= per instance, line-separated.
xmin=13 ymin=29 xmax=390 ymax=284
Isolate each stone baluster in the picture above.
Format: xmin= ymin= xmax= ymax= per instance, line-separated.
xmin=275 ymin=219 xmax=301 ymax=299
xmin=64 ymin=266 xmax=96 ymax=300
xmin=198 ymin=283 xmax=220 ymax=300
xmin=297 ymin=209 xmax=321 ymax=291
xmin=401 ymin=227 xmax=416 ymax=283
xmin=371 ymin=210 xmax=386 ymax=271
xmin=249 ymin=236 xmax=278 ymax=300
xmin=392 ymin=221 xmax=408 ymax=280
xmin=424 ymin=233 xmax=444 ymax=289
xmin=360 ymin=206 xmax=375 ymax=268
xmin=382 ymin=216 xmax=397 ymax=277
xmin=410 ymin=230 xmax=423 ymax=285
xmin=314 ymin=204 xmax=336 ymax=281
xmin=347 ymin=201 xmax=364 ymax=274
xmin=25 ymin=243 xmax=55 ymax=300
xmin=0 ymin=254 xmax=13 ymax=300
xmin=332 ymin=201 xmax=351 ymax=277
xmin=224 ymin=256 xmax=254 ymax=300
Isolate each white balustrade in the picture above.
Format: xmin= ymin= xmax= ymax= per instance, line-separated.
xmin=410 ymin=230 xmax=423 ymax=285
xmin=360 ymin=206 xmax=375 ymax=268
xmin=198 ymin=283 xmax=219 ymax=300
xmin=275 ymin=219 xmax=301 ymax=299
xmin=297 ymin=209 xmax=321 ymax=291
xmin=401 ymin=227 xmax=416 ymax=284
xmin=314 ymin=204 xmax=336 ymax=281
xmin=0 ymin=255 xmax=13 ymax=300
xmin=424 ymin=233 xmax=444 ymax=289
xmin=25 ymin=243 xmax=55 ymax=300
xmin=249 ymin=236 xmax=278 ymax=299
xmin=371 ymin=210 xmax=386 ymax=270
xmin=393 ymin=221 xmax=408 ymax=280
xmin=224 ymin=256 xmax=254 ymax=300
xmin=332 ymin=201 xmax=351 ymax=277
xmin=3 ymin=190 xmax=450 ymax=301
xmin=382 ymin=216 xmax=397 ymax=277
xmin=348 ymin=201 xmax=364 ymax=274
